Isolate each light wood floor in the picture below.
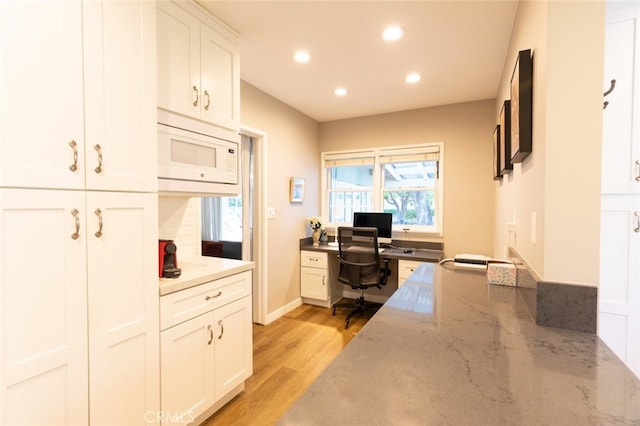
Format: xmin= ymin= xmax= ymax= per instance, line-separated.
xmin=203 ymin=301 xmax=378 ymax=426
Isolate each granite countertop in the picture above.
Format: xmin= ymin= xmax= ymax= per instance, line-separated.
xmin=278 ymin=263 xmax=640 ymax=425
xmin=158 ymin=256 xmax=254 ymax=296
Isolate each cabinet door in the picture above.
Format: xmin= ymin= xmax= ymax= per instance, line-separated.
xmin=214 ymin=295 xmax=253 ymax=400
xmin=157 ymin=1 xmax=201 ymax=120
xmin=301 ymin=266 xmax=328 ymax=300
xmin=86 ymin=192 xmax=160 ymax=425
xmin=200 ymin=24 xmax=240 ymax=130
xmin=83 ymin=0 xmax=157 ymax=192
xmin=602 ymin=9 xmax=640 ymax=194
xmin=0 ymin=189 xmax=88 ymax=425
xmin=161 ymin=312 xmax=215 ymax=425
xmin=0 ymin=1 xmax=85 ymax=190
xmin=599 ymin=195 xmax=640 ymax=378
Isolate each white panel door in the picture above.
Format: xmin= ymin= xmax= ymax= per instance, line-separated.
xmin=160 ymin=312 xmax=215 ymax=425
xmin=200 ymin=23 xmax=240 ymax=130
xmin=213 ymin=295 xmax=253 ymax=401
xmin=86 ymin=192 xmax=159 ymax=425
xmin=157 ymin=1 xmax=201 ymax=120
xmin=599 ymin=195 xmax=640 ymax=378
xmin=602 ymin=8 xmax=640 ymax=194
xmin=301 ymin=267 xmax=328 ymax=300
xmin=0 ymin=189 xmax=88 ymax=425
xmin=83 ymin=0 xmax=157 ymax=192
xmin=0 ymin=1 xmax=85 ymax=190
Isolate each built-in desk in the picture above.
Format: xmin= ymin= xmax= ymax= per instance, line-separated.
xmin=299 ymin=240 xmax=443 ymax=307
xmin=280 ymin=263 xmax=640 ymax=425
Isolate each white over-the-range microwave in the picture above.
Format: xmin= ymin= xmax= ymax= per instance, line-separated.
xmin=158 ymin=123 xmax=239 ymax=186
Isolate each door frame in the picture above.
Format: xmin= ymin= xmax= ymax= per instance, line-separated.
xmin=240 ymin=125 xmax=268 ymax=325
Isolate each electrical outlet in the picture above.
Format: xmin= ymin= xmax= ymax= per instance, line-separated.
xmin=506 ymin=222 xmax=516 ymax=233
xmin=267 ymin=207 xmax=276 ymax=219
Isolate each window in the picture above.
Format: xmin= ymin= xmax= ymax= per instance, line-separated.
xmin=323 ymin=144 xmax=443 ymax=236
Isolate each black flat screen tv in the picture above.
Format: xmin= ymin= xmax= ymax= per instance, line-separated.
xmin=353 ymin=212 xmax=393 ymax=245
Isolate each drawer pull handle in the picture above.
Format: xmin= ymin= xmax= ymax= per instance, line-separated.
xmin=205 ymin=291 xmax=222 ymax=301
xmin=218 ymin=320 xmax=224 ymax=340
xmin=94 ymin=208 xmax=103 ymax=238
xmin=634 ymin=211 xmax=640 ymax=233
xmin=207 ymin=325 xmax=213 ymax=345
xmin=68 ymin=140 xmax=78 ymax=172
xmin=192 ymin=85 xmax=199 ymax=106
xmin=635 ymin=160 xmax=640 ymax=182
xmin=71 ymin=208 xmax=80 ymax=240
xmin=204 ymin=90 xmax=210 ymax=110
xmin=94 ymin=144 xmax=103 ymax=174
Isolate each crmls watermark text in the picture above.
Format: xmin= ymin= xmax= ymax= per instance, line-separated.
xmin=144 ymin=410 xmax=195 ymax=424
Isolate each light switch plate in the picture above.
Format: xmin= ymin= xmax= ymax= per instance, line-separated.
xmin=267 ymin=207 xmax=276 ymax=219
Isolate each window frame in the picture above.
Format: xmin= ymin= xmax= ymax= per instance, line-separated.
xmin=321 ymin=142 xmax=444 ymax=238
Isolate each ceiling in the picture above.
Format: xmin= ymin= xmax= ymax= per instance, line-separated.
xmin=199 ymin=1 xmax=520 ymax=123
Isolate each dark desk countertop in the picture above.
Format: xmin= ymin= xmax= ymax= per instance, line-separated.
xmin=278 ymin=263 xmax=640 ymax=425
xmin=300 ymin=243 xmax=443 ymax=263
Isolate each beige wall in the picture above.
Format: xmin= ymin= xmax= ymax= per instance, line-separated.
xmin=493 ymin=0 xmax=605 ymax=285
xmin=240 ymin=81 xmax=321 ymax=316
xmin=320 ymin=100 xmax=496 ymax=258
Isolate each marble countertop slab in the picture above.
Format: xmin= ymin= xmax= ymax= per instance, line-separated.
xmin=158 ymin=256 xmax=254 ymax=296
xmin=278 ymin=263 xmax=640 ymax=425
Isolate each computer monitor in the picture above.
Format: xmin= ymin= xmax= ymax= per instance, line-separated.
xmin=353 ymin=212 xmax=393 ymax=246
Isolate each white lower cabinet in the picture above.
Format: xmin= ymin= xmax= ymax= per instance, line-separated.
xmin=398 ymin=260 xmax=423 ymax=286
xmin=0 ymin=189 xmax=159 ymax=425
xmin=160 ymin=273 xmax=253 ymax=425
xmin=300 ymin=250 xmax=329 ymax=301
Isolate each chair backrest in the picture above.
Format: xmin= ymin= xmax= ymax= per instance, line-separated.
xmin=337 ymin=227 xmax=385 ymax=289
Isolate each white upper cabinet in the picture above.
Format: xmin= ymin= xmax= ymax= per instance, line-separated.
xmin=83 ymin=1 xmax=157 ymax=192
xmin=0 ymin=1 xmax=85 ymax=190
xmin=602 ymin=6 xmax=640 ymax=194
xmin=157 ymin=1 xmax=240 ymax=132
xmin=0 ymin=0 xmax=156 ymax=192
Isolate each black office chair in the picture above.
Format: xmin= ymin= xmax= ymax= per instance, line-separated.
xmin=332 ymin=226 xmax=391 ymax=329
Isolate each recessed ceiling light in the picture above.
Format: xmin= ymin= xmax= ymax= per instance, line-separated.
xmin=405 ymin=73 xmax=422 ymax=84
xmin=293 ymin=50 xmax=311 ymax=63
xmin=334 ymin=87 xmax=348 ymax=96
xmin=382 ymin=26 xmax=404 ymax=41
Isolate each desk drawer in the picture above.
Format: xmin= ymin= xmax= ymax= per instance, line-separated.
xmin=301 ymin=250 xmax=328 ymax=268
xmin=398 ymin=260 xmax=423 ymax=283
xmin=160 ymin=270 xmax=251 ymax=330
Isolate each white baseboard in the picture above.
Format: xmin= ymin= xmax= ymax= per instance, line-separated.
xmin=263 ymin=298 xmax=302 ymax=325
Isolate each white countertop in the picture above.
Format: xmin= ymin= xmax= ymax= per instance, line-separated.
xmin=159 ymin=256 xmax=254 ymax=296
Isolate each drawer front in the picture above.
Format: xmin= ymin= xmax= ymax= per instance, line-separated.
xmin=160 ymin=270 xmax=251 ymax=330
xmin=398 ymin=260 xmax=423 ymax=282
xmin=301 ymin=250 xmax=328 ymax=268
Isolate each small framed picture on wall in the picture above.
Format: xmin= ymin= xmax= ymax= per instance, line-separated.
xmin=289 ymin=177 xmax=305 ymax=203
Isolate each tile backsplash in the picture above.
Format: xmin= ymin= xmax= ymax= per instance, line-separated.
xmin=158 ymin=196 xmax=201 ymax=258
